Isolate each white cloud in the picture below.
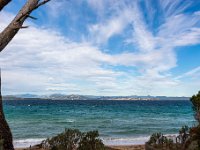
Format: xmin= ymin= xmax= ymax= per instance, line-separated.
xmin=1 ymin=0 xmax=200 ymax=96
xmin=157 ymin=14 xmax=200 ymax=47
xmin=86 ymin=0 xmax=105 ymax=15
xmin=130 ymin=3 xmax=156 ymax=52
xmin=88 ymin=8 xmax=133 ymax=44
xmin=46 ymin=0 xmax=69 ymax=18
xmin=86 ymin=0 xmax=200 ymax=96
xmin=0 ymin=10 xmax=178 ymax=96
xmin=176 ymin=66 xmax=200 ymax=80
xmin=159 ymin=0 xmax=192 ymax=18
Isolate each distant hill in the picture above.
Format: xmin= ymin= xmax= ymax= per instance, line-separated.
xmin=15 ymin=94 xmax=39 ymax=98
xmin=2 ymin=94 xmax=190 ymax=101
xmin=48 ymin=94 xmax=90 ymax=100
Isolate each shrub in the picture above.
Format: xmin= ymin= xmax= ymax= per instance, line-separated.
xmin=146 ymin=133 xmax=173 ymax=150
xmin=42 ymin=129 xmax=105 ymax=150
xmin=78 ymin=130 xmax=105 ymax=150
xmin=189 ymin=91 xmax=200 ymax=149
xmin=147 ymin=133 xmax=163 ymax=145
xmin=146 ymin=126 xmax=190 ymax=150
xmin=176 ymin=125 xmax=190 ymax=145
xmin=0 ymin=138 xmax=3 ymax=150
xmin=42 ymin=129 xmax=82 ymax=150
xmin=190 ymin=91 xmax=200 ymax=123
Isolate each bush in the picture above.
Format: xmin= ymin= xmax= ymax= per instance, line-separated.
xmin=42 ymin=129 xmax=105 ymax=150
xmin=146 ymin=126 xmax=190 ymax=150
xmin=191 ymin=91 xmax=200 ymax=124
xmin=78 ymin=130 xmax=105 ymax=150
xmin=190 ymin=91 xmax=200 ymax=149
xmin=0 ymin=138 xmax=3 ymax=150
xmin=146 ymin=132 xmax=175 ymax=150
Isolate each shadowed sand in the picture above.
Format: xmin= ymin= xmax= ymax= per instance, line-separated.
xmin=109 ymin=145 xmax=145 ymax=150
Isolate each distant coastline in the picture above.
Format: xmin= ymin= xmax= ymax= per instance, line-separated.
xmin=3 ymin=94 xmax=190 ymax=101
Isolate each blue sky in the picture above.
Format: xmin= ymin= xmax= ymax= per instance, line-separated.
xmin=0 ymin=0 xmax=200 ymax=96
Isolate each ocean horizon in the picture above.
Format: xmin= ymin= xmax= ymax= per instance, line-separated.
xmin=4 ymin=100 xmax=196 ymax=148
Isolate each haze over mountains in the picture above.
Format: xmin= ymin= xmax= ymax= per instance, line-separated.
xmin=3 ymin=94 xmax=190 ymax=101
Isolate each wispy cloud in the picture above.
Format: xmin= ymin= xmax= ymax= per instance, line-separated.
xmin=46 ymin=0 xmax=70 ymax=18
xmin=88 ymin=8 xmax=133 ymax=44
xmin=1 ymin=0 xmax=200 ymax=96
xmin=176 ymin=66 xmax=200 ymax=80
xmin=159 ymin=0 xmax=192 ymax=18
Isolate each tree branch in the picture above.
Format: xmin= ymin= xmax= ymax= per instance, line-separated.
xmin=36 ymin=0 xmax=50 ymax=8
xmin=0 ymin=0 xmax=50 ymax=52
xmin=27 ymin=15 xmax=37 ymax=20
xmin=0 ymin=0 xmax=11 ymax=11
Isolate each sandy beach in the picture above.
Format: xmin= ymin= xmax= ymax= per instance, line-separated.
xmin=16 ymin=144 xmax=145 ymax=150
xmin=108 ymin=145 xmax=145 ymax=150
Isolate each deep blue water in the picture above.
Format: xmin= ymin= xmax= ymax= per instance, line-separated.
xmin=3 ymin=100 xmax=196 ymax=147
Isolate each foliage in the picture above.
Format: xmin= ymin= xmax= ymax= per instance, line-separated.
xmin=190 ymin=91 xmax=200 ymax=123
xmin=42 ymin=129 xmax=81 ymax=150
xmin=147 ymin=133 xmax=163 ymax=145
xmin=78 ymin=130 xmax=105 ymax=150
xmin=187 ymin=125 xmax=200 ymax=149
xmin=177 ymin=125 xmax=190 ymax=144
xmin=189 ymin=91 xmax=200 ymax=149
xmin=42 ymin=129 xmax=105 ymax=150
xmin=0 ymin=137 xmax=3 ymax=150
xmin=146 ymin=132 xmax=175 ymax=150
xmin=146 ymin=126 xmax=190 ymax=150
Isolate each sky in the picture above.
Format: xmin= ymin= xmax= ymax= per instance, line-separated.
xmin=0 ymin=0 xmax=200 ymax=96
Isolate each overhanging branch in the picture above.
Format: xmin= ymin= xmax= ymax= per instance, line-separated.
xmin=0 ymin=0 xmax=11 ymax=11
xmin=0 ymin=0 xmax=50 ymax=52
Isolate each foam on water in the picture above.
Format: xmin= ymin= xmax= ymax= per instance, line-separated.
xmin=14 ymin=136 xmax=149 ymax=148
xmin=14 ymin=133 xmax=180 ymax=148
xmin=13 ymin=131 xmax=185 ymax=148
xmin=14 ymin=138 xmax=45 ymax=148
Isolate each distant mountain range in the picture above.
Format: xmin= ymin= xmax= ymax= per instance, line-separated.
xmin=2 ymin=94 xmax=190 ymax=101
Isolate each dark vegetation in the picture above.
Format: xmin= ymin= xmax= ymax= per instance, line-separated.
xmin=0 ymin=137 xmax=3 ymax=150
xmin=41 ymin=129 xmax=106 ymax=150
xmin=145 ymin=91 xmax=200 ymax=150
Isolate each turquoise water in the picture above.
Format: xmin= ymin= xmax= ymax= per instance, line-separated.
xmin=3 ymin=100 xmax=195 ymax=147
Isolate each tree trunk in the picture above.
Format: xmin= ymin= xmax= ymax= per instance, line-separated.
xmin=0 ymin=72 xmax=14 ymax=150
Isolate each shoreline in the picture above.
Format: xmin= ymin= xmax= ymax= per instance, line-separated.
xmin=14 ymin=137 xmax=147 ymax=150
xmin=16 ymin=144 xmax=145 ymax=150
xmin=109 ymin=145 xmax=145 ymax=150
xmin=13 ymin=136 xmax=149 ymax=149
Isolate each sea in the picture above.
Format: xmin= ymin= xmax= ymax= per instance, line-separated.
xmin=3 ymin=100 xmax=196 ymax=148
